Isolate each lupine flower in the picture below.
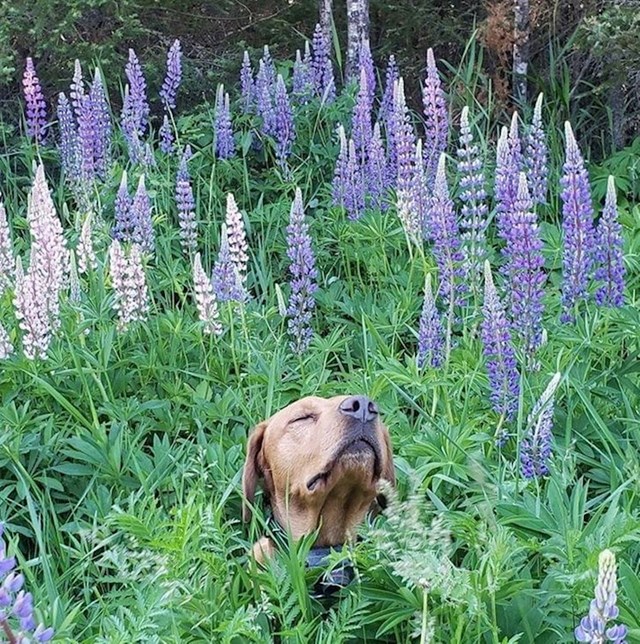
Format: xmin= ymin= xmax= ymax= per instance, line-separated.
xmin=457 ymin=106 xmax=488 ymax=295
xmin=417 ymin=274 xmax=444 ymax=369
xmin=0 ymin=323 xmax=13 ymax=359
xmin=520 ymin=372 xmax=560 ymax=479
xmin=594 ymin=176 xmax=625 ymax=308
xmin=392 ymin=78 xmax=417 ymax=204
xmin=159 ymin=114 xmax=174 ymax=154
xmin=212 ymin=224 xmax=243 ymax=303
xmin=22 ymin=57 xmax=47 ymax=143
xmin=214 ymin=85 xmax=235 ymax=160
xmin=0 ymin=199 xmax=14 ymax=296
xmin=274 ymin=74 xmax=295 ymax=168
xmin=0 ymin=523 xmax=54 ymax=642
xmin=131 ymin=174 xmax=154 ymax=254
xmin=367 ymin=122 xmax=388 ymax=211
xmin=109 ymin=240 xmax=149 ymax=331
xmin=70 ymin=59 xmax=85 ymax=122
xmin=292 ymin=45 xmax=313 ymax=105
xmin=255 ymin=61 xmax=276 ymax=138
xmin=332 ymin=125 xmax=349 ymax=207
xmin=495 ymin=113 xmax=523 ymax=237
xmin=352 ymin=67 xmax=372 ymax=166
xmin=427 ymin=154 xmax=464 ymax=308
xmin=412 ymin=138 xmax=429 ymax=236
xmin=422 ymin=48 xmax=448 ymax=188
xmin=502 ymin=173 xmax=546 ymax=358
xmin=561 ymin=122 xmax=596 ymax=322
xmin=112 ymin=171 xmax=134 ymax=242
xmin=121 ymin=49 xmax=149 ymax=162
xmin=121 ymin=85 xmax=142 ymax=163
xmin=160 ymin=39 xmax=182 ymax=110
xmin=14 ymin=258 xmax=51 ymax=360
xmin=525 ymin=93 xmax=548 ymax=205
xmin=69 ymin=251 xmax=81 ymax=303
xmin=143 ymin=142 xmax=156 ymax=168
xmin=286 ymin=187 xmax=318 ymax=354
xmin=311 ymin=23 xmax=335 ymax=102
xmin=481 ymin=261 xmax=520 ymax=425
xmin=358 ymin=39 xmax=376 ymax=103
xmin=76 ymin=86 xmax=97 ymax=187
xmin=192 ymin=252 xmax=222 ymax=335
xmin=224 ymin=193 xmax=248 ymax=286
xmin=379 ymin=55 xmax=399 ymax=128
xmin=575 ymin=549 xmax=628 ymax=643
xmin=260 ymin=45 xmax=276 ymax=89
xmin=343 ymin=138 xmax=366 ymax=221
xmin=57 ymin=92 xmax=78 ymax=183
xmin=240 ymin=50 xmax=254 ymax=113
xmin=175 ymin=145 xmax=197 ymax=253
xmin=77 ymin=210 xmax=98 ymax=274
xmin=89 ymin=68 xmax=112 ymax=179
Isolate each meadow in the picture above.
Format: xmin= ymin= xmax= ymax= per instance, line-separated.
xmin=0 ymin=25 xmax=639 ymax=643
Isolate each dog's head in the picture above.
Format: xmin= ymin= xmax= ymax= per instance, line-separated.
xmin=243 ymin=395 xmax=394 ymax=559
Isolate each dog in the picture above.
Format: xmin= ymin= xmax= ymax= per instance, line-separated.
xmin=242 ymin=395 xmax=395 ymax=564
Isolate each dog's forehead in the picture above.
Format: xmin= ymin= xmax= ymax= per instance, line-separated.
xmin=267 ymin=395 xmax=346 ymax=424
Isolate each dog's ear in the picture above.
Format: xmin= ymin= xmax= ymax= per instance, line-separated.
xmin=242 ymin=421 xmax=267 ymax=522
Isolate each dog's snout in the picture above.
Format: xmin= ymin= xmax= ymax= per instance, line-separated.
xmin=339 ymin=395 xmax=378 ymax=423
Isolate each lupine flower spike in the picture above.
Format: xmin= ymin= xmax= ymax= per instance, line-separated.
xmin=14 ymin=258 xmax=51 ymax=360
xmin=224 ymin=193 xmax=248 ymax=289
xmin=192 ymin=252 xmax=222 ymax=335
xmin=212 ymin=224 xmax=243 ymax=303
xmin=160 ymin=39 xmax=182 ymax=110
xmin=286 ymin=188 xmax=318 ymax=354
xmin=417 ymin=273 xmax=445 ymax=369
xmin=113 ymin=171 xmax=134 ymax=242
xmin=575 ymin=549 xmax=628 ymax=643
xmin=358 ymin=39 xmax=376 ymax=103
xmin=422 ymin=48 xmax=448 ymax=189
xmin=481 ymin=261 xmax=520 ymax=439
xmin=495 ymin=113 xmax=523 ymax=236
xmin=525 ymin=93 xmax=548 ymax=204
xmin=274 ymin=74 xmax=295 ymax=170
xmin=367 ymin=122 xmax=388 ymax=211
xmin=0 ymin=198 xmax=14 ymax=296
xmin=0 ymin=322 xmax=13 ymax=359
xmin=131 ymin=174 xmax=155 ymax=254
xmin=89 ymin=68 xmax=112 ymax=179
xmin=240 ymin=50 xmax=254 ymax=113
xmin=256 ymin=62 xmax=276 ymax=138
xmin=560 ymin=122 xmax=596 ymax=322
xmin=57 ymin=93 xmax=78 ymax=183
xmin=121 ymin=49 xmax=149 ymax=162
xmin=292 ymin=46 xmax=313 ymax=105
xmin=594 ymin=176 xmax=625 ymax=307
xmin=311 ymin=23 xmax=335 ymax=102
xmin=379 ymin=55 xmax=399 ymax=128
xmin=352 ymin=67 xmax=372 ymax=166
xmin=77 ymin=211 xmax=98 ymax=274
xmin=520 ymin=372 xmax=560 ymax=479
xmin=175 ymin=145 xmax=197 ymax=253
xmin=214 ymin=85 xmax=235 ymax=160
xmin=159 ymin=114 xmax=174 ymax=154
xmin=332 ymin=125 xmax=349 ymax=208
xmin=22 ymin=57 xmax=47 ymax=144
xmin=109 ymin=240 xmax=149 ymax=331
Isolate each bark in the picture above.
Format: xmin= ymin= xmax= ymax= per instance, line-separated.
xmin=513 ymin=0 xmax=530 ymax=104
xmin=346 ymin=0 xmax=370 ymax=81
xmin=319 ymin=0 xmax=333 ymax=46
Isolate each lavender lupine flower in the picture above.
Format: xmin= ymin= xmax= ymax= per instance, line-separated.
xmin=367 ymin=122 xmax=388 ymax=211
xmin=0 ymin=323 xmax=13 ymax=359
xmin=520 ymin=372 xmax=560 ymax=479
xmin=343 ymin=138 xmax=366 ymax=221
xmin=124 ymin=48 xmax=149 ymax=132
xmin=417 ymin=274 xmax=445 ymax=369
xmin=427 ymin=154 xmax=464 ymax=308
xmin=212 ymin=225 xmax=243 ymax=303
xmin=358 ymin=39 xmax=376 ymax=103
xmin=192 ymin=252 xmax=222 ymax=335
xmin=352 ymin=67 xmax=373 ymax=166
xmin=22 ymin=57 xmax=47 ymax=143
xmin=89 ymin=68 xmax=112 ymax=179
xmin=260 ymin=45 xmax=276 ymax=89
xmin=160 ymin=39 xmax=182 ymax=110
xmin=131 ymin=174 xmax=154 ymax=254
xmin=0 ymin=199 xmax=14 ymax=296
xmin=412 ymin=138 xmax=429 ymax=236
xmin=392 ymin=78 xmax=417 ymax=204
xmin=274 ymin=74 xmax=295 ymax=168
xmin=225 ymin=193 xmax=248 ymax=286
xmin=575 ymin=549 xmax=628 ymax=643
xmin=77 ymin=211 xmax=98 ymax=274
xmin=0 ymin=523 xmax=55 ymax=642
xmin=112 ymin=171 xmax=134 ymax=242
xmin=175 ymin=145 xmax=197 ymax=253
xmin=561 ymin=122 xmax=596 ymax=322
xmin=240 ymin=50 xmax=255 ymax=113
xmin=286 ymin=187 xmax=318 ymax=354
xmin=457 ymin=106 xmax=488 ymax=294
xmin=594 ymin=176 xmax=625 ymax=308
xmin=481 ymin=261 xmax=520 ymax=425
xmin=311 ymin=23 xmax=335 ymax=102
xmin=422 ymin=48 xmax=448 ymax=188
xmin=214 ymin=85 xmax=235 ymax=160
xmin=69 ymin=59 xmax=85 ymax=122
xmin=525 ymin=93 xmax=548 ymax=205
xmin=332 ymin=125 xmax=349 ymax=207
xmin=379 ymin=55 xmax=399 ymax=127
xmin=495 ymin=113 xmax=524 ymax=237
xmin=159 ymin=114 xmax=174 ymax=154
xmin=109 ymin=240 xmax=149 ymax=331
xmin=143 ymin=142 xmax=156 ymax=168
xmin=502 ymin=173 xmax=546 ymax=358
xmin=255 ymin=61 xmax=276 ymax=138
xmin=292 ymin=46 xmax=313 ymax=105
xmin=57 ymin=93 xmax=78 ymax=182
xmin=76 ymin=87 xmax=97 ymax=187
xmin=121 ymin=85 xmax=142 ymax=163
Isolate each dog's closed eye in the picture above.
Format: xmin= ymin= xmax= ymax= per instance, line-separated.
xmin=289 ymin=414 xmax=316 ymax=425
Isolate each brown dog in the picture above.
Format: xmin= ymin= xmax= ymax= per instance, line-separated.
xmin=242 ymin=395 xmax=395 ymax=562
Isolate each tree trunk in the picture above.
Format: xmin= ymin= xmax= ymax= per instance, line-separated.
xmin=319 ymin=0 xmax=333 ymax=47
xmin=513 ymin=0 xmax=530 ymax=104
xmin=346 ymin=0 xmax=370 ymax=81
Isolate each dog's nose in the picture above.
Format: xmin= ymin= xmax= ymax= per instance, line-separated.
xmin=339 ymin=395 xmax=378 ymax=423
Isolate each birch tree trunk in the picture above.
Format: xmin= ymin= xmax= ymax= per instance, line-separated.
xmin=346 ymin=0 xmax=370 ymax=81
xmin=513 ymin=0 xmax=530 ymax=103
xmin=319 ymin=0 xmax=333 ymax=47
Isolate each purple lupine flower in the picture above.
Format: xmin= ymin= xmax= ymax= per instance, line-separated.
xmin=561 ymin=122 xmax=596 ymax=322
xmin=366 ymin=122 xmax=388 ymax=211
xmin=358 ymin=39 xmax=376 ymax=103
xmin=311 ymin=23 xmax=335 ymax=102
xmin=240 ymin=50 xmax=255 ymax=114
xmin=160 ymin=39 xmax=182 ymax=110
xmin=274 ymin=74 xmax=295 ymax=168
xmin=481 ymin=261 xmax=520 ymax=424
xmin=56 ymin=92 xmax=78 ymax=183
xmin=525 ymin=93 xmax=548 ymax=205
xmin=417 ymin=274 xmax=445 ymax=369
xmin=575 ymin=549 xmax=628 ymax=643
xmin=495 ymin=113 xmax=524 ymax=237
xmin=332 ymin=125 xmax=349 ymax=207
xmin=89 ymin=68 xmax=112 ymax=179
xmin=124 ymin=48 xmax=149 ymax=132
xmin=594 ymin=176 xmax=625 ymax=308
xmin=0 ymin=199 xmax=14 ymax=296
xmin=352 ymin=67 xmax=372 ymax=166
xmin=75 ymin=90 xmax=98 ymax=188
xmin=422 ymin=48 xmax=448 ymax=189
xmin=379 ymin=55 xmax=399 ymax=127
xmin=426 ymin=154 xmax=464 ymax=308
xmin=260 ymin=45 xmax=276 ymax=89
xmin=22 ymin=57 xmax=47 ymax=143
xmin=392 ymin=78 xmax=417 ymax=201
xmin=214 ymin=85 xmax=235 ymax=160
xmin=112 ymin=171 xmax=134 ymax=242
xmin=502 ymin=173 xmax=546 ymax=358
xmin=212 ymin=224 xmax=243 ymax=303
xmin=77 ymin=211 xmax=97 ymax=274
xmin=255 ymin=61 xmax=276 ymax=138
xmin=457 ymin=106 xmax=488 ymax=295
xmin=159 ymin=114 xmax=174 ymax=154
xmin=343 ymin=138 xmax=366 ymax=220
xmin=130 ymin=174 xmax=154 ymax=254
xmin=121 ymin=85 xmax=142 ymax=163
xmin=70 ymin=59 xmax=85 ymax=122
xmin=521 ymin=372 xmax=560 ymax=479
xmin=143 ymin=142 xmax=156 ymax=168
xmin=109 ymin=240 xmax=149 ymax=330
xmin=192 ymin=252 xmax=222 ymax=335
xmin=225 ymin=193 xmax=248 ymax=288
xmin=286 ymin=187 xmax=318 ymax=354
xmin=176 ymin=145 xmax=197 ymax=253
xmin=292 ymin=46 xmax=313 ymax=105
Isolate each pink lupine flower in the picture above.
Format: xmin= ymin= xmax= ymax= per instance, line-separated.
xmin=109 ymin=240 xmax=149 ymax=331
xmin=0 ymin=198 xmax=14 ymax=296
xmin=14 ymin=258 xmax=51 ymax=360
xmin=77 ymin=211 xmax=98 ymax=274
xmin=225 ymin=193 xmax=248 ymax=286
xmin=192 ymin=252 xmax=222 ymax=335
